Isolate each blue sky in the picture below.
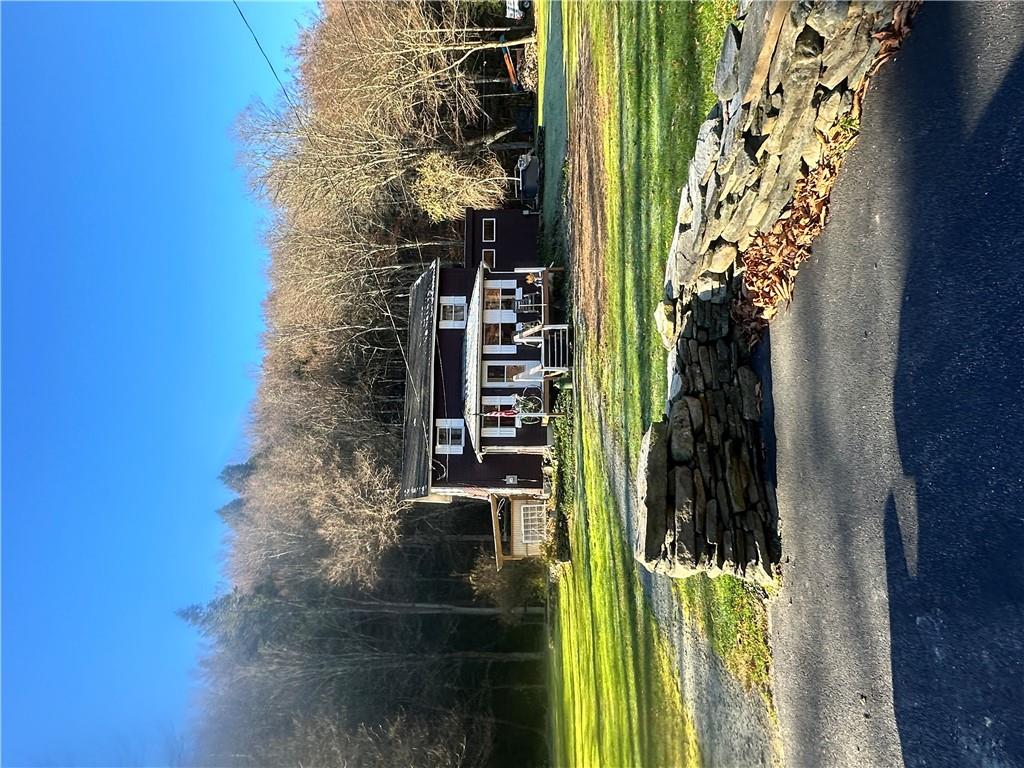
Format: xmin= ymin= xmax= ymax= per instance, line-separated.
xmin=2 ymin=3 xmax=314 ymax=764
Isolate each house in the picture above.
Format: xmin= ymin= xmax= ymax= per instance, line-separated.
xmin=400 ymin=208 xmax=571 ymax=569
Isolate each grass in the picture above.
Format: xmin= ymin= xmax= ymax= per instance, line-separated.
xmin=550 ymin=387 xmax=577 ymax=526
xmin=677 ymin=574 xmax=776 ymax=716
xmin=550 ymin=423 xmax=700 ymax=768
xmin=538 ymin=2 xmax=744 ymax=767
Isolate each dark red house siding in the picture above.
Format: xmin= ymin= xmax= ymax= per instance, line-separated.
xmin=426 ymin=212 xmax=549 ymax=492
xmin=463 ymin=208 xmax=541 ymax=272
xmin=431 ymin=282 xmax=545 ymax=491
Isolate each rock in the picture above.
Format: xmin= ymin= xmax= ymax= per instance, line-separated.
xmin=694 ymin=468 xmax=707 ymax=522
xmin=749 ymin=527 xmax=775 ymax=585
xmin=738 ymin=365 xmax=760 ymax=420
xmin=679 ymin=310 xmax=694 ymax=339
xmin=744 ymin=197 xmax=772 ymax=234
xmin=807 ymin=1 xmax=851 ymax=38
xmin=708 ymin=345 xmax=722 ymax=390
xmin=755 ymin=111 xmax=778 ymax=138
xmin=707 ymin=413 xmax=721 ymax=447
xmin=720 ymin=144 xmax=757 ymax=197
xmin=821 ymin=16 xmax=871 ymax=90
xmin=765 ymin=479 xmax=779 ymax=524
xmin=719 ymin=94 xmax=747 ymax=168
xmin=635 ymin=420 xmax=671 ymax=561
xmin=688 ymin=163 xmax=704 ymax=232
xmin=721 ymin=529 xmax=735 ymax=569
xmin=767 ymin=4 xmax=807 ymax=96
xmin=692 ymin=116 xmax=723 ymax=185
xmin=655 ymin=300 xmax=678 ymax=351
xmin=708 ymin=302 xmax=731 ymax=341
xmin=734 ymin=527 xmax=747 ymax=563
xmin=711 ymin=388 xmax=727 ymax=422
xmin=669 ymin=370 xmax=684 ymax=401
xmin=764 ymin=26 xmax=824 ymax=157
xmin=802 ymin=133 xmax=825 ymax=170
xmin=707 ymin=242 xmax=739 ymax=273
xmin=703 ymin=172 xmax=720 ymax=218
xmin=695 ymin=272 xmax=730 ymax=304
xmin=673 ymin=245 xmax=700 ymax=294
xmin=676 ymin=184 xmax=694 ymax=225
xmin=705 ymin=499 xmax=719 ymax=544
xmin=698 ymin=345 xmax=714 ymax=390
xmin=696 ymin=441 xmax=711 ymax=482
xmin=815 ymin=88 xmax=843 ymax=135
xmin=725 ymin=444 xmax=748 ymax=512
xmin=686 ymin=338 xmax=700 ymax=365
xmin=716 ymin=479 xmax=730 ymax=515
xmin=757 ymin=144 xmax=806 ymax=231
xmin=714 ymin=24 xmax=742 ymax=100
xmin=737 ymin=0 xmax=791 ymax=104
xmin=716 ymin=341 xmax=732 ymax=385
xmin=683 ymin=395 xmax=704 ymax=435
xmin=674 ymin=467 xmax=697 ymax=563
xmin=846 ymin=35 xmax=882 ymax=91
xmin=727 ymin=402 xmax=743 ymax=439
xmin=669 ymin=398 xmax=695 ymax=463
xmin=720 ymin=187 xmax=761 ymax=243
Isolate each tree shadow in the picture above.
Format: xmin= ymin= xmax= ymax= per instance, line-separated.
xmin=886 ymin=3 xmax=1024 ymax=764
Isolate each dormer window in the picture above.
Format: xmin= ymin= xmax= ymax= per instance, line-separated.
xmin=435 ymin=419 xmax=465 ymax=454
xmin=439 ymin=296 xmax=467 ymax=329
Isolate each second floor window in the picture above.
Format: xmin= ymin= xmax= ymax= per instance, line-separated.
xmin=439 ymin=296 xmax=467 ymax=329
xmin=435 ymin=419 xmax=465 ymax=454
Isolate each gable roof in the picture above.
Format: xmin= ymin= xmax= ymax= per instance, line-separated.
xmin=400 ymin=260 xmax=439 ymax=501
xmin=462 ymin=262 xmax=485 ymax=462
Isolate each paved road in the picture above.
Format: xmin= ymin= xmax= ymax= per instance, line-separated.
xmin=768 ymin=4 xmax=1024 ymax=767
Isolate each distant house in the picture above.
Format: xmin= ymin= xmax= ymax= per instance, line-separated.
xmin=400 ymin=208 xmax=571 ymax=568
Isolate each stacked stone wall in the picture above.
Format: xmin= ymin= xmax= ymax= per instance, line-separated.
xmin=665 ymin=0 xmax=897 ymax=298
xmin=637 ymin=0 xmax=899 ymax=584
xmin=638 ymin=281 xmax=779 ymax=585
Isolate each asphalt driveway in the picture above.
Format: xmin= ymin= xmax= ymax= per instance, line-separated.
xmin=767 ymin=3 xmax=1024 ymax=766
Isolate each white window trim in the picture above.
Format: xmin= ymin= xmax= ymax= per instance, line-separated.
xmin=439 ymin=295 xmax=467 ymax=329
xmin=483 ymin=362 xmax=529 ymax=388
xmin=435 ymin=418 xmax=465 ymax=455
xmin=483 ymin=283 xmax=518 ymax=352
xmin=521 ymin=503 xmax=546 ymax=544
xmin=482 ymin=248 xmax=496 ymax=267
xmin=482 ymin=218 xmax=496 ymax=242
xmin=483 ymin=314 xmax=516 ymax=353
xmin=481 ymin=396 xmax=517 ymax=437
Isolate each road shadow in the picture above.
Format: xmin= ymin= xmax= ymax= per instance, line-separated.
xmin=886 ymin=3 xmax=1024 ymax=764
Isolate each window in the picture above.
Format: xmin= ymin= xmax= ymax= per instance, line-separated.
xmin=482 ymin=218 xmax=496 ymax=242
xmin=439 ymin=296 xmax=467 ymax=329
xmin=481 ymin=396 xmax=516 ymax=437
xmin=484 ymin=280 xmax=518 ymax=311
xmin=485 ymin=362 xmax=527 ymax=386
xmin=521 ymin=504 xmax=546 ymax=544
xmin=482 ymin=248 xmax=496 ymax=268
xmin=483 ymin=322 xmax=516 ymax=354
xmin=435 ymin=419 xmax=464 ymax=455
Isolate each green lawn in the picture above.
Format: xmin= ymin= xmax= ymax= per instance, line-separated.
xmin=539 ymin=2 xmax=743 ymax=767
xmin=677 ymin=575 xmax=776 ymax=716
